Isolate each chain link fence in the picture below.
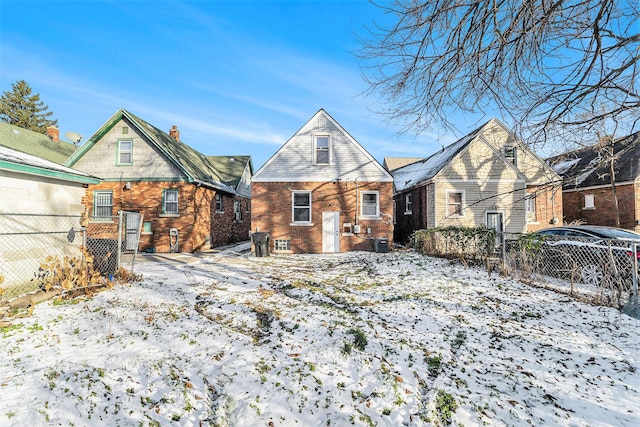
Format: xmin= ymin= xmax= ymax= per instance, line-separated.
xmin=504 ymin=233 xmax=638 ymax=308
xmin=0 ymin=211 xmax=142 ymax=304
xmin=412 ymin=228 xmax=639 ymax=309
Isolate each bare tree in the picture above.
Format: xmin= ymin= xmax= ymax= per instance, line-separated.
xmin=358 ymin=0 xmax=639 ymax=144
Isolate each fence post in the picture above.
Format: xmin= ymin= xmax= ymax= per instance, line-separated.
xmin=633 ymin=243 xmax=638 ymax=298
xmin=117 ymin=211 xmax=123 ymax=272
xmin=501 ymin=232 xmax=506 ymax=272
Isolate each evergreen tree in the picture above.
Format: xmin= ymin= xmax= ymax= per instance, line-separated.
xmin=0 ymin=80 xmax=57 ymax=132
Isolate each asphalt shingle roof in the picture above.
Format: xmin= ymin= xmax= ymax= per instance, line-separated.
xmin=0 ymin=122 xmax=76 ymax=164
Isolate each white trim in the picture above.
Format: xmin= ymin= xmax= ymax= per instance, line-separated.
xmin=562 ymin=181 xmax=635 ymax=192
xmin=360 ymin=190 xmax=380 ymax=219
xmin=444 ymin=178 xmax=526 ymax=184
xmin=291 ymin=190 xmax=312 ymax=223
xmin=445 ymin=190 xmax=465 ymax=218
xmin=313 ymin=133 xmax=331 ymax=165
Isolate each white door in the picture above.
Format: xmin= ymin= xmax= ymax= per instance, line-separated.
xmin=322 ymin=212 xmax=340 ymax=253
xmin=486 ymin=211 xmax=504 ymax=247
xmin=125 ymin=212 xmax=141 ymax=251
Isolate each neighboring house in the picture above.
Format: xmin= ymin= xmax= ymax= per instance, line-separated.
xmin=0 ymin=145 xmax=100 ymax=296
xmin=64 ymin=109 xmax=251 ymax=253
xmin=251 ymin=109 xmax=394 ymax=254
xmin=392 ymin=119 xmax=562 ymax=243
xmin=0 ymin=121 xmax=76 ymax=164
xmin=547 ymin=131 xmax=640 ymax=231
xmin=383 ymin=157 xmax=422 ymax=172
xmin=207 ymin=155 xmax=253 ymax=247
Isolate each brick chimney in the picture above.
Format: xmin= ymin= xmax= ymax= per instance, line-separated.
xmin=46 ymin=125 xmax=60 ymax=143
xmin=169 ymin=125 xmax=180 ymax=142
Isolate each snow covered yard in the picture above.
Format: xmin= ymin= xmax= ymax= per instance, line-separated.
xmin=1 ymin=245 xmax=639 ymax=426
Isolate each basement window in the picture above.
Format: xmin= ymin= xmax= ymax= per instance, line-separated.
xmin=274 ymin=239 xmax=291 ymax=252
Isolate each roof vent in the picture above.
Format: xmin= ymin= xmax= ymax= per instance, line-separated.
xmin=12 ymin=129 xmax=21 ymax=136
xmin=229 ymin=157 xmax=235 ymax=162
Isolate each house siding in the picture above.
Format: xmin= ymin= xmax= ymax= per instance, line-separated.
xmin=72 ymin=117 xmax=183 ymax=180
xmin=562 ymin=183 xmax=638 ymax=230
xmin=252 ymin=181 xmax=394 ymax=254
xmin=433 ymin=180 xmax=527 ymax=233
xmin=253 ymin=113 xmax=392 ymax=183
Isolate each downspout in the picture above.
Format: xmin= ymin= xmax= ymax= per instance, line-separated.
xmin=355 ymin=178 xmax=359 ymax=226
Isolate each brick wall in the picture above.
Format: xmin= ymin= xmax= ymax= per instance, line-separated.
xmin=393 ymin=186 xmax=428 ymax=244
xmin=210 ymin=194 xmax=251 ymax=248
xmin=526 ymin=184 xmax=563 ymax=232
xmin=251 ymin=181 xmax=394 ymax=253
xmin=82 ymin=181 xmax=219 ymax=253
xmin=562 ymin=183 xmax=638 ymax=230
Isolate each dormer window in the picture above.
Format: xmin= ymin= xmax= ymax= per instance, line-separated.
xmin=314 ymin=135 xmax=330 ymax=164
xmin=504 ymin=145 xmax=517 ymax=165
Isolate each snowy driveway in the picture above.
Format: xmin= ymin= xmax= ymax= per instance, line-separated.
xmin=1 ymin=244 xmax=639 ymax=426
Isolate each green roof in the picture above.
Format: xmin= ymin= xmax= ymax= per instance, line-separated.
xmin=0 ymin=122 xmax=76 ymax=164
xmin=65 ymin=109 xmax=237 ymax=194
xmin=207 ymin=155 xmax=252 ymax=189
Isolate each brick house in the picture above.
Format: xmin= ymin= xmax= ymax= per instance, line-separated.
xmin=547 ymin=131 xmax=640 ymax=231
xmin=64 ymin=109 xmax=252 ymax=253
xmin=392 ymin=119 xmax=562 ymax=243
xmin=251 ymin=109 xmax=394 ymax=254
xmin=207 ymin=156 xmax=253 ymax=247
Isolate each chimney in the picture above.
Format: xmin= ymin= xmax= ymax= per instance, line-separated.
xmin=169 ymin=125 xmax=180 ymax=142
xmin=46 ymin=126 xmax=60 ymax=143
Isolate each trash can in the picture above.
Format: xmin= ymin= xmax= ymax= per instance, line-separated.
xmin=373 ymin=238 xmax=389 ymax=253
xmin=252 ymin=232 xmax=270 ymax=257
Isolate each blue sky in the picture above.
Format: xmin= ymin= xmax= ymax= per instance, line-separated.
xmin=0 ymin=0 xmax=489 ymax=169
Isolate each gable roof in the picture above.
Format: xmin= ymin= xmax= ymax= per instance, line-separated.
xmin=392 ymin=121 xmax=488 ymax=193
xmin=207 ymin=155 xmax=253 ymax=189
xmin=253 ymin=108 xmax=392 ymax=182
xmin=65 ymin=109 xmax=236 ymax=194
xmin=383 ymin=157 xmax=423 ymax=172
xmin=547 ymin=131 xmax=640 ymax=189
xmin=0 ymin=122 xmax=76 ymax=164
xmin=0 ymin=146 xmax=100 ymax=184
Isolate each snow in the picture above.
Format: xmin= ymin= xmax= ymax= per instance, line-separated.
xmin=393 ymin=129 xmax=479 ymax=193
xmin=0 ymin=146 xmax=94 ymax=179
xmin=1 ymin=244 xmax=639 ymax=426
xmin=550 ymin=158 xmax=580 ymax=175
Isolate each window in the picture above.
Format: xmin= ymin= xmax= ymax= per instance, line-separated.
xmin=142 ymin=222 xmax=152 ymax=234
xmin=447 ymin=191 xmax=464 ymax=217
xmin=504 ymin=145 xmax=517 ymax=165
xmin=292 ymin=191 xmax=311 ymax=222
xmin=525 ymin=195 xmax=536 ymax=222
xmin=405 ymin=194 xmax=412 ymax=214
xmin=361 ymin=191 xmax=380 ymax=218
xmin=584 ymin=194 xmax=595 ymax=210
xmin=274 ymin=239 xmax=291 ymax=251
xmin=93 ymin=191 xmax=113 ymax=220
xmin=118 ymin=140 xmax=133 ymax=165
xmin=315 ymin=135 xmax=330 ymax=164
xmin=215 ymin=194 xmax=224 ymax=212
xmin=162 ymin=189 xmax=179 ymax=215
xmin=234 ymin=200 xmax=242 ymax=221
